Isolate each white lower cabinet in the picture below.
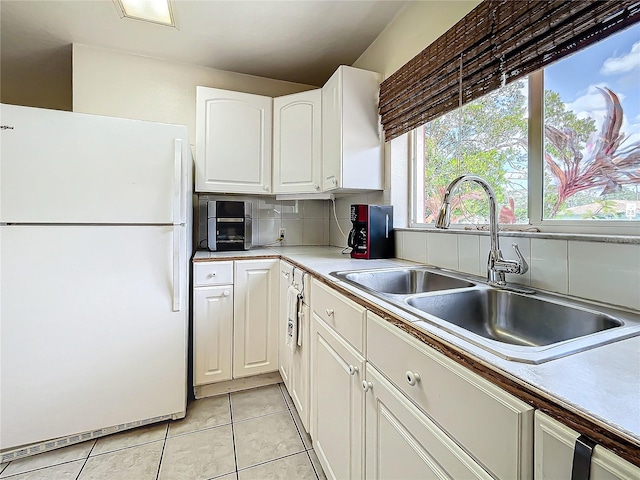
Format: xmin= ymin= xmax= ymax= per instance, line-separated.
xmin=278 ymin=262 xmax=294 ymax=389
xmin=367 ymin=311 xmax=534 ymax=480
xmin=311 ymin=314 xmax=365 ymax=480
xmin=193 ymin=285 xmax=234 ymax=385
xmin=233 ymin=259 xmax=279 ymax=378
xmin=364 ymin=363 xmax=493 ymax=480
xmin=279 ymin=260 xmax=312 ymax=432
xmin=193 ymin=259 xmax=278 ymax=393
xmin=535 ymin=411 xmax=639 ymax=480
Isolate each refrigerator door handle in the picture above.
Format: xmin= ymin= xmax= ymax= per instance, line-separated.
xmin=172 ymin=225 xmax=184 ymax=312
xmin=173 ymin=139 xmax=183 ymax=225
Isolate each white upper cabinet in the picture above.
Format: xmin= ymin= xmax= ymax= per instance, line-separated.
xmin=195 ymin=87 xmax=272 ymax=194
xmin=273 ymin=90 xmax=322 ymax=194
xmin=322 ymin=65 xmax=383 ymax=192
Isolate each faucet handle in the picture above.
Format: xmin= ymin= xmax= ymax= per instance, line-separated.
xmin=511 ymin=243 xmax=529 ymax=274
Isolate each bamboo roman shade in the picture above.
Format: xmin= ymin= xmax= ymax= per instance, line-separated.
xmin=379 ymin=0 xmax=640 ymax=141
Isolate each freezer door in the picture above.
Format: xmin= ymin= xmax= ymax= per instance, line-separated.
xmin=0 ymin=104 xmax=189 ymax=224
xmin=0 ymin=225 xmax=188 ymax=449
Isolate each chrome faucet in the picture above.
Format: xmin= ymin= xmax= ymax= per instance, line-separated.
xmin=435 ymin=174 xmax=528 ymax=288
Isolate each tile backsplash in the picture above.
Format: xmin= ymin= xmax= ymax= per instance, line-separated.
xmin=396 ymin=229 xmax=640 ymax=311
xmin=195 ymin=195 xmax=330 ymax=250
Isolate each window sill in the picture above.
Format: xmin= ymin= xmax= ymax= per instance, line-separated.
xmin=400 ymin=226 xmax=640 ymax=245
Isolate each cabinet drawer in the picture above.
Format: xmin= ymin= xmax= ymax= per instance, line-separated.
xmin=312 ymin=279 xmax=365 ymax=353
xmin=367 ymin=311 xmax=534 ymax=480
xmin=194 ymin=261 xmax=234 ymax=286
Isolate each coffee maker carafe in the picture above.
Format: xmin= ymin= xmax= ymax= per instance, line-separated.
xmin=348 ymin=204 xmax=394 ymax=259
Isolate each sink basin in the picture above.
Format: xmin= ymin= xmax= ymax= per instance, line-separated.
xmin=333 ymin=267 xmax=475 ymax=295
xmin=330 ymin=266 xmax=640 ymax=363
xmin=406 ymin=289 xmax=623 ymax=347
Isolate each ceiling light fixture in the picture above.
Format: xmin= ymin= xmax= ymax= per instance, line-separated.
xmin=114 ymin=0 xmax=175 ymax=27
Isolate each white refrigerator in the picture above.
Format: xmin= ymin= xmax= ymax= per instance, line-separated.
xmin=0 ymin=104 xmax=192 ymax=456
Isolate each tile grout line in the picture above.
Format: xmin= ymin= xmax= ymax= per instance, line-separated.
xmin=228 ymin=393 xmax=240 ymax=477
xmin=305 ymin=450 xmax=321 ymax=480
xmin=278 ymin=384 xmax=322 ymax=480
xmin=165 ymin=420 xmax=233 ymax=439
xmin=0 ymin=441 xmax=98 ymax=480
xmin=235 ymin=449 xmax=309 ymax=475
xmin=154 ymin=422 xmax=170 ymax=480
xmin=278 ymin=384 xmax=320 ymax=479
xmin=277 ymin=383 xmax=309 ymax=447
xmin=231 ymin=408 xmax=291 ymax=425
xmin=74 ymin=439 xmax=97 ymax=480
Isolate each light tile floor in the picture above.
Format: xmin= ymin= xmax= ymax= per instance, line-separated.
xmin=0 ymin=384 xmax=326 ymax=480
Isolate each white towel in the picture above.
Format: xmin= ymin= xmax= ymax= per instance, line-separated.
xmin=286 ymin=284 xmax=301 ymax=350
xmin=297 ymin=302 xmax=305 ymax=347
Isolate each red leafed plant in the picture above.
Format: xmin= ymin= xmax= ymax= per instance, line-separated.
xmin=545 ymin=87 xmax=640 ymax=217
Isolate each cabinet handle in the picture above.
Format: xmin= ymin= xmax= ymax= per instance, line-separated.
xmin=406 ymin=371 xmax=421 ymax=386
xmin=362 ymin=381 xmax=373 ymax=392
xmin=348 ymin=365 xmax=359 ymax=376
xmin=325 ymin=308 xmax=334 ymax=317
xmin=223 ymin=290 xmax=230 ymax=297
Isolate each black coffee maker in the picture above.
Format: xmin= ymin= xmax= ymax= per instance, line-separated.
xmin=347 ymin=204 xmax=394 ymax=259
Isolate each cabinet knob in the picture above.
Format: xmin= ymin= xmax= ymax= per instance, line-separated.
xmin=348 ymin=365 xmax=359 ymax=376
xmin=362 ymin=381 xmax=373 ymax=392
xmin=209 ymin=272 xmax=217 ymax=277
xmin=314 ymin=184 xmax=320 ymax=190
xmin=263 ymin=186 xmax=269 ymax=191
xmin=406 ymin=371 xmax=421 ymax=386
xmin=223 ymin=290 xmax=230 ymax=297
xmin=282 ymin=272 xmax=290 ymax=278
xmin=325 ymin=308 xmax=334 ymax=317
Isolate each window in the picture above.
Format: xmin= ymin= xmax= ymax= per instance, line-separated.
xmin=413 ymin=23 xmax=640 ymax=231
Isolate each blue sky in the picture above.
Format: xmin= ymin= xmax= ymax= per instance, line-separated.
xmin=544 ymin=22 xmax=640 ymax=144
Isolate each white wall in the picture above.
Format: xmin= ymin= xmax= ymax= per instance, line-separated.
xmin=353 ymin=1 xmax=481 ymax=80
xmin=72 ymin=44 xmax=316 ymax=146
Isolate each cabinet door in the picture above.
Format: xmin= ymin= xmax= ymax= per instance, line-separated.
xmin=311 ymin=314 xmax=365 ymax=480
xmin=290 ymin=302 xmax=310 ymax=432
xmin=321 ymin=66 xmax=383 ymax=191
xmin=273 ymin=90 xmax=322 ymax=194
xmin=193 ymin=285 xmax=233 ymax=386
xmin=367 ymin=311 xmax=533 ymax=480
xmin=365 ymin=364 xmax=492 ymax=480
xmin=196 ymin=86 xmax=272 ymax=194
xmin=535 ymin=412 xmax=640 ymax=480
xmin=279 ymin=261 xmax=294 ymax=389
xmin=234 ymin=259 xmax=279 ymax=378
xmin=321 ymin=70 xmax=342 ymax=191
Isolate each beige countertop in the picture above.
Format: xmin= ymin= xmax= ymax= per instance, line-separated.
xmin=193 ymin=246 xmax=640 ymax=461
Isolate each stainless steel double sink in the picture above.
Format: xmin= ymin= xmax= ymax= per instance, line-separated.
xmin=330 ymin=267 xmax=640 ymax=363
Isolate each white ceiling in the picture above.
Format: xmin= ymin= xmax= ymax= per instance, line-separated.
xmin=0 ymin=0 xmax=407 ymax=87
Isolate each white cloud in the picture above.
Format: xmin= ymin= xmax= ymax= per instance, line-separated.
xmin=600 ymin=41 xmax=640 ymax=75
